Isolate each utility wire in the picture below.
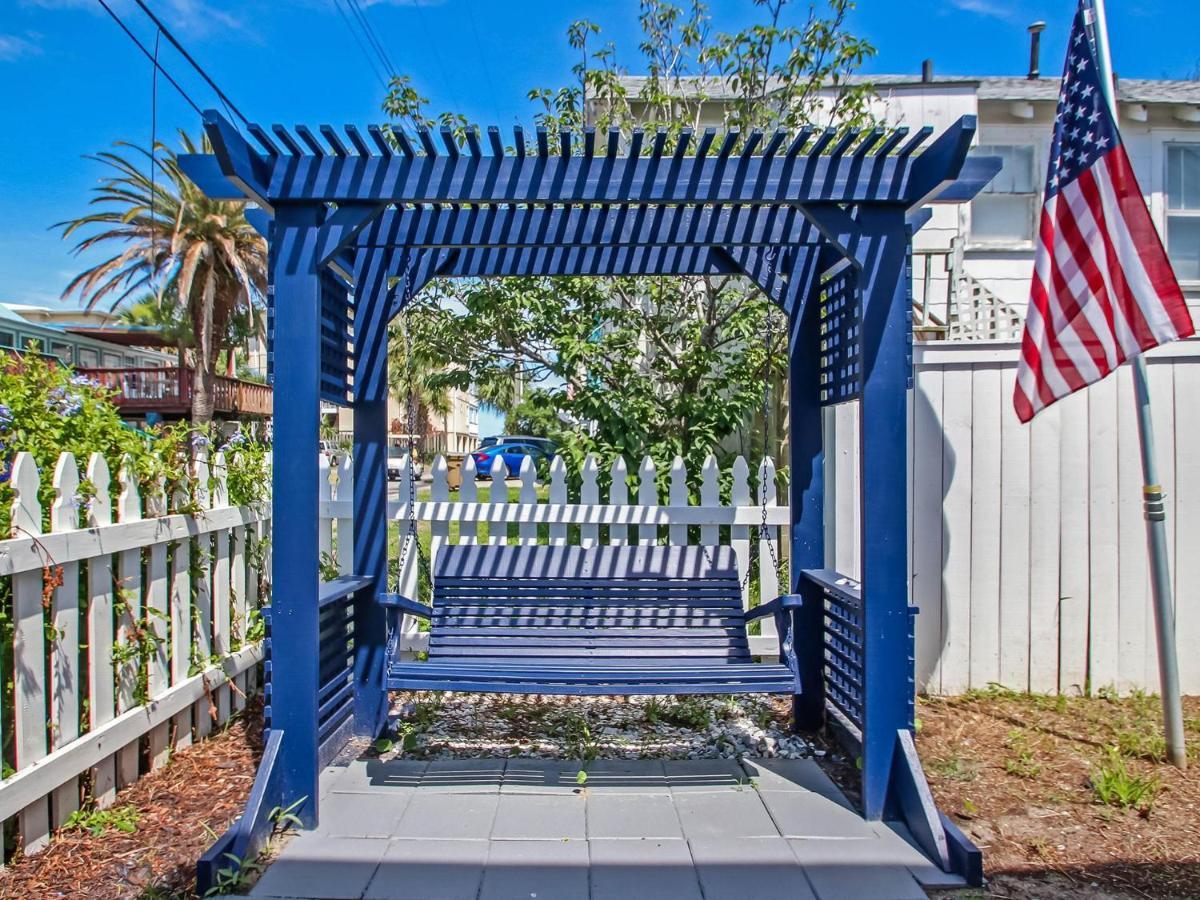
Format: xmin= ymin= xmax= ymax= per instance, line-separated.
xmin=332 ymin=0 xmax=388 ymax=89
xmin=345 ymin=0 xmax=398 ymax=77
xmin=97 ymin=0 xmax=203 ymax=116
xmin=129 ymin=0 xmax=250 ymax=125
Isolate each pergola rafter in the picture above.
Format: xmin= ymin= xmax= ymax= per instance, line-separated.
xmin=183 ymin=108 xmax=995 ymax=890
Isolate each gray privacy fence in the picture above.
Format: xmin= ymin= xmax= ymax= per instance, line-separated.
xmin=826 ymin=340 xmax=1200 ymax=697
xmin=0 ymin=451 xmax=267 ymax=857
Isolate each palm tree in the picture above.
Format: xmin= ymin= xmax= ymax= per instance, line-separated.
xmin=58 ymin=132 xmax=267 ymax=423
xmin=387 ymin=320 xmax=452 ymax=449
xmin=119 ymin=290 xmax=193 ymax=370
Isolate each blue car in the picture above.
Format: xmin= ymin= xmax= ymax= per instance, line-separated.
xmin=471 ymin=442 xmax=549 ymax=478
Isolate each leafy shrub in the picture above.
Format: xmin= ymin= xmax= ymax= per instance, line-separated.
xmin=1090 ymin=748 xmax=1160 ymax=810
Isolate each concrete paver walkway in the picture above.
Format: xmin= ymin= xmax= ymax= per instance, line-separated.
xmin=249 ymin=758 xmax=960 ymax=900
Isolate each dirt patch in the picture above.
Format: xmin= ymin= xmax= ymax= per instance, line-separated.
xmin=0 ymin=698 xmax=263 ymax=900
xmin=915 ymin=689 xmax=1200 ymax=899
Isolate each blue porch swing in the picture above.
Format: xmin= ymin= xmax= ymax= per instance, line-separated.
xmin=182 ymin=112 xmax=998 ymax=890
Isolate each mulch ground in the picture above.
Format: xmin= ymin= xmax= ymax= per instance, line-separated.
xmin=913 ymin=689 xmax=1200 ymax=900
xmin=0 ymin=698 xmax=264 ymax=900
xmin=4 ymin=689 xmax=1196 ymax=899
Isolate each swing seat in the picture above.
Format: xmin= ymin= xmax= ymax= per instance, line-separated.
xmin=378 ymin=544 xmax=802 ymax=696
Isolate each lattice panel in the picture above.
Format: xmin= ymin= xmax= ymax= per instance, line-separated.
xmin=320 ymin=274 xmax=354 ymax=406
xmin=818 ymin=270 xmax=861 ymax=406
xmin=820 ymin=575 xmax=865 ymax=734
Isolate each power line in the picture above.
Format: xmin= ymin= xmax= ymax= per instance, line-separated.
xmin=97 ymin=0 xmax=203 ymax=116
xmin=344 ymin=0 xmax=398 ymax=78
xmin=128 ymin=0 xmax=250 ymax=125
xmin=332 ymin=0 xmax=388 ymax=89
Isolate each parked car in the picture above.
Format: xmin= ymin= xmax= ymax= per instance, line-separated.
xmin=387 ymin=444 xmax=424 ymax=481
xmin=471 ymin=442 xmax=550 ymax=478
xmin=478 ymin=434 xmax=557 ymax=456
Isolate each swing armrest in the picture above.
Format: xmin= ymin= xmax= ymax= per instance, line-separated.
xmin=743 ymin=594 xmax=803 ymax=623
xmin=377 ymin=593 xmax=433 ymax=619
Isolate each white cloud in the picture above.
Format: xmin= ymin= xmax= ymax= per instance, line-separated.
xmin=948 ymin=0 xmax=1019 ymax=20
xmin=21 ymin=0 xmax=248 ymax=41
xmin=0 ymin=32 xmax=42 ymax=62
xmin=358 ymin=0 xmax=447 ymax=7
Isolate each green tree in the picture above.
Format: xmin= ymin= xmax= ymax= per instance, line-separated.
xmin=118 ymin=291 xmax=194 ymax=370
xmin=58 ymin=132 xmax=267 ymax=423
xmin=383 ymin=0 xmax=875 ymax=486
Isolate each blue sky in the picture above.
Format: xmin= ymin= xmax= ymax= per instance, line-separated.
xmin=1 ymin=0 xmax=1195 ymax=431
xmin=1 ymin=0 xmax=1195 ymax=311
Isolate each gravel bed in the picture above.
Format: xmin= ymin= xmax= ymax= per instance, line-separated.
xmin=379 ymin=692 xmax=821 ymax=763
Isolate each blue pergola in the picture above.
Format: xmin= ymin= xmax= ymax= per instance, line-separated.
xmin=183 ymin=112 xmax=995 ymax=888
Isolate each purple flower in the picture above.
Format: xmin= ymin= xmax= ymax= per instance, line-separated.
xmin=70 ymin=374 xmax=100 ymax=389
xmin=0 ymin=404 xmax=12 ymax=430
xmin=191 ymin=433 xmax=210 ymax=448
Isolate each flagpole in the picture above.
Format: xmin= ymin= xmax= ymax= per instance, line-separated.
xmin=1090 ymin=0 xmax=1187 ymax=770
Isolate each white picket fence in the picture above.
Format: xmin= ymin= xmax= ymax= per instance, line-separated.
xmin=823 ymin=340 xmax=1200 ymax=697
xmin=0 ymin=450 xmax=268 ymax=856
xmin=319 ymin=451 xmax=791 ymax=653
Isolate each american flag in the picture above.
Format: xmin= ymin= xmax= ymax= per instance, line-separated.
xmin=1013 ymin=0 xmax=1194 ymax=423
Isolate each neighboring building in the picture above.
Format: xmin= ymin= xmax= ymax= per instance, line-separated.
xmin=617 ymin=36 xmax=1200 ymax=339
xmin=1 ymin=302 xmax=272 ymax=423
xmin=0 ymin=302 xmax=170 ymax=368
xmin=330 ymin=386 xmax=480 ymax=456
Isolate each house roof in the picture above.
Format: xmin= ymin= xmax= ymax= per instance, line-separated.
xmin=615 ymin=75 xmax=1200 ymax=105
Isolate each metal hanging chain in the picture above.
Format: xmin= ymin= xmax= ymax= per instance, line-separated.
xmin=395 ymin=317 xmax=434 ymax=593
xmin=759 ymin=306 xmax=783 ymax=583
xmin=699 ymin=298 xmax=784 ymax=594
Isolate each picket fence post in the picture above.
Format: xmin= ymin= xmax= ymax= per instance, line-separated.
xmin=11 ymin=453 xmax=50 ymax=851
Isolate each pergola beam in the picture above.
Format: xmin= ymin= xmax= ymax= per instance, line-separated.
xmin=356 ymin=203 xmax=822 ymax=251
xmin=188 ymin=111 xmax=983 ymax=208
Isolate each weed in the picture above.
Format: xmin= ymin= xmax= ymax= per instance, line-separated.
xmin=64 ymin=803 xmax=140 ymax=836
xmin=929 ymin=754 xmax=978 ymax=782
xmin=1004 ymin=729 xmax=1043 ymax=779
xmin=644 ymin=697 xmax=711 ymax=729
xmin=562 ymin=712 xmax=600 ymax=762
xmin=204 ymin=852 xmax=263 ymax=897
xmin=269 ymin=797 xmax=306 ymax=832
xmin=1114 ymin=728 xmax=1166 ymax=763
xmin=1090 ymin=748 xmax=1160 ymax=810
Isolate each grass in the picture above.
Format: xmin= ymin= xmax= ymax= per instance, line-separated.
xmin=1089 ymin=747 xmax=1160 ymax=810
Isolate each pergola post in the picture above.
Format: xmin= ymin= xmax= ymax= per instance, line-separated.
xmin=853 ymin=206 xmax=914 ymax=820
xmin=788 ymin=256 xmax=828 ymax=732
xmin=351 ymin=252 xmax=393 ymax=737
xmin=269 ymin=203 xmax=324 ymax=826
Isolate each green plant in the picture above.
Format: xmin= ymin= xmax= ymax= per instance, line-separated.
xmin=65 ymin=803 xmax=141 ymax=836
xmin=562 ymin=712 xmax=600 ymax=762
xmin=644 ymin=697 xmax=712 ymax=729
xmin=929 ymin=755 xmax=978 ymax=782
xmin=1114 ymin=728 xmax=1167 ymax=763
xmin=319 ymin=551 xmax=340 ymax=583
xmin=1090 ymin=748 xmax=1160 ymax=810
xmin=204 ymin=852 xmax=264 ymax=897
xmin=1003 ymin=729 xmax=1043 ymax=779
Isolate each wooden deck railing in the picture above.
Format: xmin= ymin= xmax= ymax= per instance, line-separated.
xmin=78 ymin=367 xmax=273 ymax=417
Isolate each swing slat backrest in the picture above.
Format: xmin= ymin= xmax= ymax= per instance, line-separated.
xmin=427 ymin=544 xmax=751 ymax=666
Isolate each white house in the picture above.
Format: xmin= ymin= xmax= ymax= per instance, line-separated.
xmin=618 ymin=60 xmax=1200 ymax=340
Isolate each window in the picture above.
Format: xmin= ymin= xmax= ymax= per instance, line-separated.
xmin=970 ymin=144 xmax=1039 ymax=245
xmin=77 ymin=347 xmax=99 ymax=367
xmin=102 ymin=351 xmax=122 ymax=367
xmin=1167 ymin=144 xmax=1200 ymax=283
xmin=49 ymin=342 xmax=73 ymax=364
xmin=0 ymin=329 xmax=14 ymax=349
